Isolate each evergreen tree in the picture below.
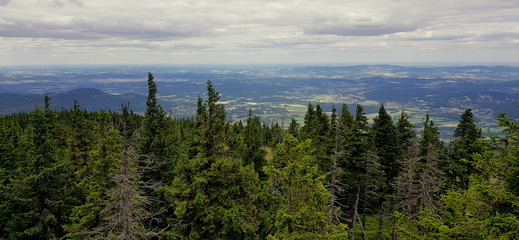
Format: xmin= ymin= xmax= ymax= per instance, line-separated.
xmin=287 ymin=118 xmax=300 ymax=137
xmin=0 ymin=117 xmax=22 ymax=238
xmin=66 ymin=101 xmax=94 ymax=171
xmin=244 ymin=110 xmax=267 ymax=176
xmin=3 ymin=102 xmax=77 ymax=239
xmin=162 ymin=82 xmax=268 ymax=239
xmin=264 ymin=122 xmax=284 ymax=148
xmin=65 ymin=112 xmax=124 ymax=238
xmin=194 ymin=80 xmax=227 ymax=156
xmin=396 ymin=111 xmax=416 ymax=152
xmin=397 ymin=112 xmax=519 ymax=239
xmin=265 ymin=134 xmax=347 ymax=239
xmin=449 ymin=109 xmax=483 ymax=189
xmin=301 ymin=103 xmax=316 ymax=140
xmin=316 ymin=104 xmax=330 ymax=138
xmin=139 ymin=72 xmax=171 ymax=181
xmin=300 ymin=104 xmax=332 ymax=172
xmin=226 ymin=120 xmax=246 ymax=159
xmin=344 ymin=105 xmax=385 ymax=234
xmin=372 ymin=104 xmax=400 ymax=192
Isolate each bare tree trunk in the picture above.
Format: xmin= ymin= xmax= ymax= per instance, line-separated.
xmin=96 ymin=136 xmax=163 ymax=239
xmin=326 ymin=123 xmax=345 ymax=224
xmin=352 ymin=186 xmax=367 ymax=240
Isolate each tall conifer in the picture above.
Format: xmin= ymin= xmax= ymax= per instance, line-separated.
xmin=372 ymin=104 xmax=400 ymax=191
xmin=449 ymin=109 xmax=483 ymax=189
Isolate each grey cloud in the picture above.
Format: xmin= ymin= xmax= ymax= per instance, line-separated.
xmin=0 ymin=16 xmax=208 ymax=40
xmin=49 ymin=0 xmax=83 ymax=7
xmin=405 ymin=32 xmax=475 ymax=41
xmin=306 ymin=24 xmax=420 ymax=36
xmin=2 ymin=0 xmax=519 ymax=65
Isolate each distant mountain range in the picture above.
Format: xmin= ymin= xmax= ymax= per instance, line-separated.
xmin=1 ymin=65 xmax=518 ymax=138
xmin=0 ymin=88 xmax=146 ymax=114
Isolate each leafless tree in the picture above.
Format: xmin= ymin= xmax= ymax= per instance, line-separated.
xmin=417 ymin=143 xmax=444 ymax=213
xmin=393 ymin=143 xmax=421 ymax=217
xmin=326 ymin=121 xmax=347 ymax=224
xmin=96 ymin=137 xmax=163 ymax=240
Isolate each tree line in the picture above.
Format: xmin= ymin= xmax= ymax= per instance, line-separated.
xmin=0 ymin=73 xmax=518 ymax=239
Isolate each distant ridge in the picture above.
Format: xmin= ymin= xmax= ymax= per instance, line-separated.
xmin=0 ymin=88 xmax=146 ymax=114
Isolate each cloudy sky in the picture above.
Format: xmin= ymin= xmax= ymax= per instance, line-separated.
xmin=1 ymin=0 xmax=518 ymax=65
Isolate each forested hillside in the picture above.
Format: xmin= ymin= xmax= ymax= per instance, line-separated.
xmin=1 ymin=73 xmax=518 ymax=239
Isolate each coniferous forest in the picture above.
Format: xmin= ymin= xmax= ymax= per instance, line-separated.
xmin=1 ymin=73 xmax=519 ymax=240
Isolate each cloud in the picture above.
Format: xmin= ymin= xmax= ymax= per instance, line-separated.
xmin=305 ymin=23 xmax=420 ymax=37
xmin=1 ymin=0 xmax=519 ymax=65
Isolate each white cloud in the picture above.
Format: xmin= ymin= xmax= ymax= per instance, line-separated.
xmin=0 ymin=0 xmax=518 ymax=65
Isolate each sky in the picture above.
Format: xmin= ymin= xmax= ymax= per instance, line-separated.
xmin=1 ymin=0 xmax=518 ymax=66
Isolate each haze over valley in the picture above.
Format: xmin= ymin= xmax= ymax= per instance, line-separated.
xmin=1 ymin=64 xmax=518 ymax=138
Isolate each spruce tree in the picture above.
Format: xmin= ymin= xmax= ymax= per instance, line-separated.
xmin=0 ymin=117 xmax=22 ymax=238
xmin=300 ymin=103 xmax=317 ymax=140
xmin=65 ymin=111 xmax=124 ymax=238
xmin=162 ymin=81 xmax=268 ymax=239
xmin=449 ymin=109 xmax=483 ymax=189
xmin=265 ymin=134 xmax=347 ymax=239
xmin=244 ymin=110 xmax=266 ymax=176
xmin=3 ymin=101 xmax=77 ymax=239
xmin=139 ymin=72 xmax=170 ymax=181
xmin=287 ymin=118 xmax=300 ymax=137
xmin=344 ymin=105 xmax=385 ymax=233
xmin=396 ymin=111 xmax=416 ymax=152
xmin=372 ymin=104 xmax=400 ymax=192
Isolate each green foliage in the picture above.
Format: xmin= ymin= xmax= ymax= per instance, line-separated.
xmin=139 ymin=72 xmax=173 ymax=180
xmin=163 ymin=154 xmax=268 ymax=239
xmin=65 ymin=112 xmax=124 ymax=238
xmin=2 ymin=73 xmax=519 ymax=239
xmin=448 ymin=109 xmax=484 ymax=189
xmin=396 ymin=111 xmax=416 ymax=151
xmin=244 ymin=110 xmax=267 ymax=177
xmin=265 ymin=134 xmax=348 ymax=239
xmin=2 ymin=106 xmax=78 ymax=239
xmin=162 ymin=83 xmax=269 ymax=239
xmin=372 ymin=104 xmax=400 ymax=191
